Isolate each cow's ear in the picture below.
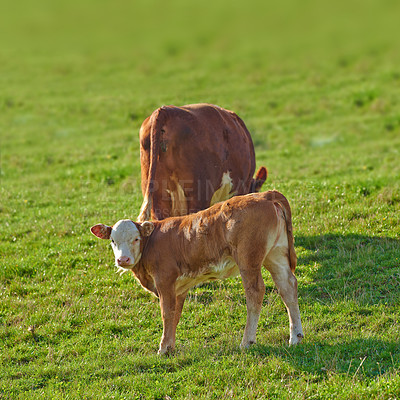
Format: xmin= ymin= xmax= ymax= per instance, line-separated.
xmin=252 ymin=166 xmax=268 ymax=192
xmin=91 ymin=224 xmax=112 ymax=239
xmin=140 ymin=221 xmax=154 ymax=237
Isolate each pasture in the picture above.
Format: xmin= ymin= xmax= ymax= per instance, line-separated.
xmin=1 ymin=0 xmax=400 ymax=398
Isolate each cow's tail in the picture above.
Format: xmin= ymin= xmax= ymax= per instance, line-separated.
xmin=137 ymin=107 xmax=166 ymax=222
xmin=267 ymin=190 xmax=297 ymax=273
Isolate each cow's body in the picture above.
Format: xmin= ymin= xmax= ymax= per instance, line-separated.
xmin=137 ymin=103 xmax=267 ymax=222
xmin=91 ymin=191 xmax=303 ymax=354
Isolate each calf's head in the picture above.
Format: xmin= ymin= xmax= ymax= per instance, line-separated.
xmin=90 ymin=219 xmax=154 ymax=272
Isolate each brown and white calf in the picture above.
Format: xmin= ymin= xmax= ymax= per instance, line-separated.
xmin=91 ymin=190 xmax=304 ymax=354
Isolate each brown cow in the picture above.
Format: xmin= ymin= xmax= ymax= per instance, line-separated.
xmin=91 ymin=190 xmax=304 ymax=354
xmin=137 ymin=103 xmax=267 ymax=222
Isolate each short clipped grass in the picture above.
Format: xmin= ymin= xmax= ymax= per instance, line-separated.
xmin=1 ymin=0 xmax=400 ymax=398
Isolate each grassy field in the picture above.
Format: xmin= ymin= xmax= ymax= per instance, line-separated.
xmin=1 ymin=0 xmax=400 ymax=398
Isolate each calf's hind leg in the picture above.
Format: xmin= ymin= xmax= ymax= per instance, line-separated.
xmin=239 ymin=264 xmax=266 ymax=348
xmin=264 ymin=250 xmax=304 ymax=345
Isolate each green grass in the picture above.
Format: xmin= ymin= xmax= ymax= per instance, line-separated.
xmin=1 ymin=0 xmax=400 ymax=398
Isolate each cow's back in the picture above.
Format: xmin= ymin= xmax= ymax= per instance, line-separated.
xmin=138 ymin=104 xmax=257 ymax=221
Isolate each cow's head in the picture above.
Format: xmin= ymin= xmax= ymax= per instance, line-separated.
xmin=90 ymin=219 xmax=154 ymax=273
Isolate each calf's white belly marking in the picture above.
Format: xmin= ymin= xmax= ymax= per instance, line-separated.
xmin=175 ymin=257 xmax=239 ymax=295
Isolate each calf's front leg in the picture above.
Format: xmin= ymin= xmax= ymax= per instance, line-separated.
xmin=155 ymin=269 xmax=182 ymax=354
xmin=157 ymin=291 xmax=187 ymax=354
xmin=174 ymin=291 xmax=188 ymax=330
xmin=158 ymin=290 xmax=177 ymax=355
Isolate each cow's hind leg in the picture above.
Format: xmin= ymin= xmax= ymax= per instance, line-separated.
xmin=239 ymin=264 xmax=265 ymax=349
xmin=264 ymin=249 xmax=304 ymax=345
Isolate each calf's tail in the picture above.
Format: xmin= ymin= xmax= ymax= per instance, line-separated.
xmin=267 ymin=190 xmax=297 ymax=272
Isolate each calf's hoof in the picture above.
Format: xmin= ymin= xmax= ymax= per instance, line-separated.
xmin=289 ymin=333 xmax=304 ymax=346
xmin=240 ymin=340 xmax=256 ymax=350
xmin=158 ymin=345 xmax=175 ymax=356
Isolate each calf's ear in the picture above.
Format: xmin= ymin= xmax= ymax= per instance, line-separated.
xmin=91 ymin=224 xmax=112 ymax=239
xmin=140 ymin=221 xmax=154 ymax=237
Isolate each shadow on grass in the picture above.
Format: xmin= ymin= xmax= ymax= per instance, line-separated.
xmin=248 ymin=337 xmax=400 ymax=379
xmin=295 ymin=234 xmax=400 ymax=306
xmin=128 ymin=356 xmax=195 ymax=374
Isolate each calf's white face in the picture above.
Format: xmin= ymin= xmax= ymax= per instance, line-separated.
xmin=110 ymin=220 xmax=142 ymax=269
xmin=91 ymin=219 xmax=154 ymax=273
